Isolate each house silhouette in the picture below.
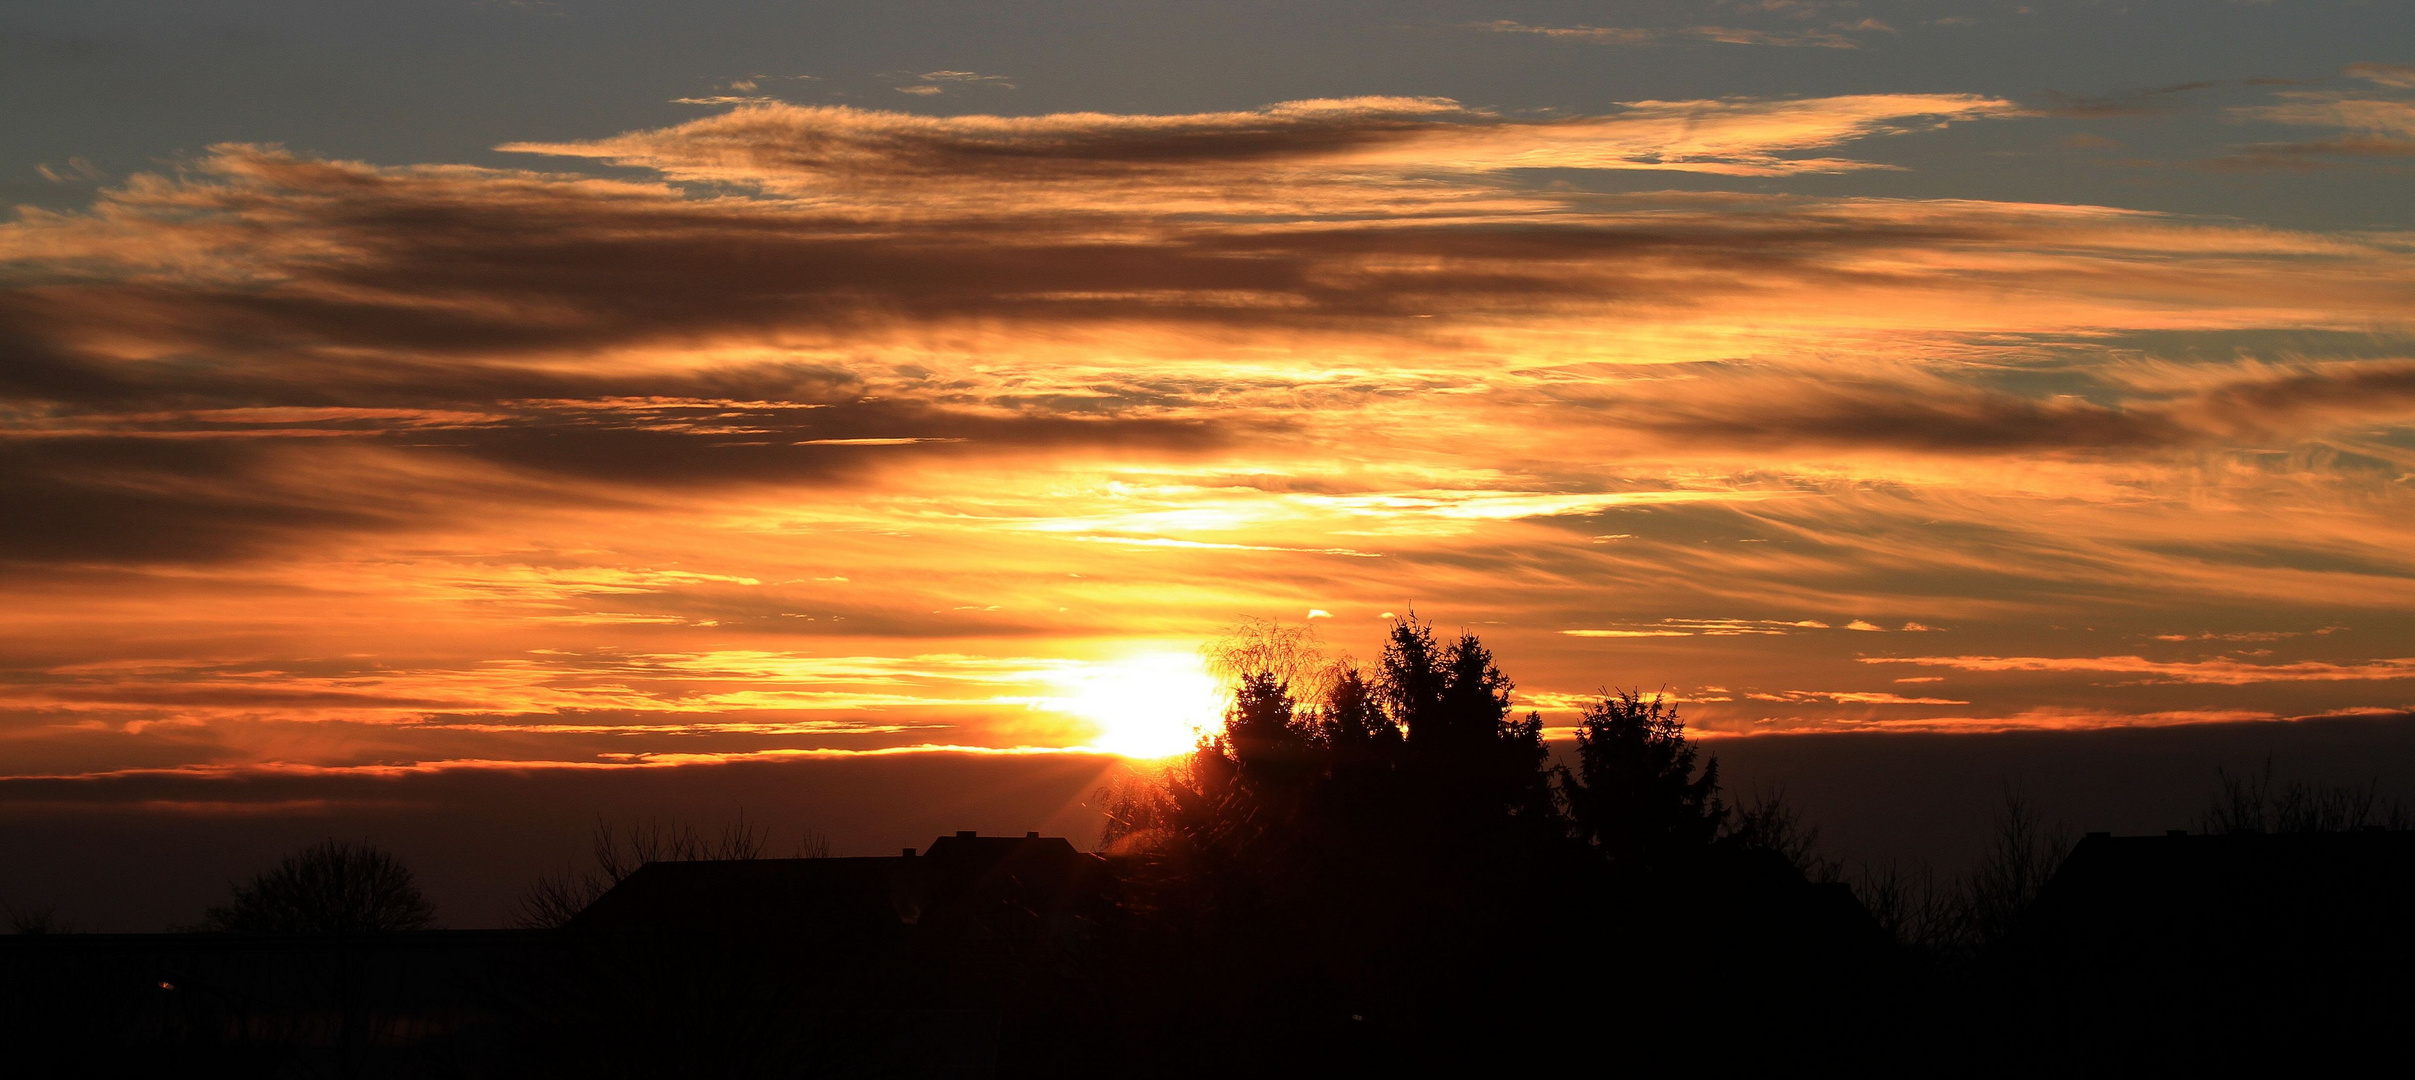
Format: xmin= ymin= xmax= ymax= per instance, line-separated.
xmin=0 ymin=831 xmax=1115 ymax=1078
xmin=2012 ymin=829 xmax=2415 ymax=1071
xmin=570 ymin=830 xmax=1115 ymax=945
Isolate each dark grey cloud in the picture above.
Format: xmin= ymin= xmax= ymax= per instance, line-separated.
xmin=0 ymin=400 xmax=1237 ymax=569
xmin=2204 ymin=136 xmax=2415 ymax=171
xmin=1552 ymin=362 xmax=2415 ymax=456
xmin=2032 ymin=81 xmax=2229 ymax=119
xmin=0 ymin=438 xmax=395 ymax=565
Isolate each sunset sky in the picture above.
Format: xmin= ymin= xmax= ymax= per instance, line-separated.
xmin=5 ymin=1 xmax=2415 ymax=890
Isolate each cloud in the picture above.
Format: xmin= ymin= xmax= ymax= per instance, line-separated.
xmin=1722 ymin=707 xmax=2286 ymax=735
xmin=1744 ymin=690 xmax=1970 ymax=705
xmin=918 ymin=70 xmax=1013 ymax=86
xmin=2346 ymin=63 xmax=2415 ymax=91
xmin=3 ymin=132 xmax=2410 ymax=607
xmin=1559 ymin=360 xmax=2415 ymax=456
xmin=35 ymin=158 xmax=104 ymax=185
xmin=1562 ymin=628 xmax=1694 ymax=638
xmin=2151 ymin=626 xmax=2344 ymax=642
xmin=1563 ymin=617 xmax=1839 ymax=638
xmin=2034 ymin=81 xmax=2224 ymax=119
xmin=0 ymin=648 xmax=1204 ymax=780
xmin=2215 ymin=67 xmax=2415 ymax=167
xmin=7 ymin=98 xmax=2415 ymax=783
xmin=1477 ymin=20 xmax=1866 ymax=49
xmin=890 ymin=71 xmax=1015 ymax=96
xmin=1860 ymin=654 xmax=2415 ymax=685
xmin=502 ymin=94 xmax=2018 ymax=192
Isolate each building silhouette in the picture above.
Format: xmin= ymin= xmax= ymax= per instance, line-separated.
xmin=2010 ymin=829 xmax=2415 ymax=1071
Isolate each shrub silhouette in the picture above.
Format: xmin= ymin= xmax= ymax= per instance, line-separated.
xmin=202 ymin=839 xmax=434 ymax=934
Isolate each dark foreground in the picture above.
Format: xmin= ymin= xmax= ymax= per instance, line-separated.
xmin=8 ymin=827 xmax=2415 ymax=1078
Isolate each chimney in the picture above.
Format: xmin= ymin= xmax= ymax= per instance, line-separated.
xmin=956 ymin=830 xmax=976 ymax=838
xmin=2166 ymin=829 xmax=2188 ymax=837
xmin=1026 ymin=831 xmax=1039 ymax=839
xmin=902 ymin=847 xmax=916 ymax=857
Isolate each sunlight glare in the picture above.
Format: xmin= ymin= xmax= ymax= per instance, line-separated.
xmin=1049 ymin=651 xmax=1223 ymax=758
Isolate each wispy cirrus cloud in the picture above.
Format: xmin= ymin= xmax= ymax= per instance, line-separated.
xmin=502 ymin=94 xmax=2017 ymax=194
xmin=2216 ymin=63 xmax=2415 ymax=168
xmin=1861 ymin=654 xmax=2415 ymax=685
xmin=1475 ymin=19 xmax=1873 ymax=49
xmin=1744 ymin=690 xmax=1970 ymax=705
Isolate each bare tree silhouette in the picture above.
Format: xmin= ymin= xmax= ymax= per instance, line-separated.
xmin=1848 ymin=787 xmax=2074 ymax=961
xmin=1962 ymin=788 xmax=2073 ymax=952
xmin=2199 ymin=758 xmax=2413 ymax=834
xmin=1854 ymin=857 xmax=1964 ymax=955
xmin=1725 ymin=786 xmax=1842 ymax=882
xmin=3 ymin=902 xmax=68 ymax=935
xmin=201 ymin=840 xmax=434 ymax=934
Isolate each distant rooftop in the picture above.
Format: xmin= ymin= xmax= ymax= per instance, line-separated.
xmin=568 ymin=831 xmax=1109 ymax=938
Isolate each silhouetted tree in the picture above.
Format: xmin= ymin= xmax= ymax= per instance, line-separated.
xmin=202 ymin=840 xmax=434 ymax=933
xmin=1962 ymin=789 xmax=2072 ymax=952
xmin=1096 ymin=614 xmax=1916 ymax=1071
xmin=1854 ymin=857 xmax=1964 ymax=955
xmin=3 ymin=902 xmax=67 ymax=935
xmin=1561 ymin=689 xmax=1723 ymax=869
xmin=1315 ymin=661 xmax=1398 ymax=762
xmin=1725 ymin=786 xmax=1840 ymax=880
xmin=1380 ymin=616 xmax=1552 ymax=827
xmin=1223 ymin=671 xmax=1315 ymax=778
xmin=2199 ymin=758 xmax=2413 ymax=834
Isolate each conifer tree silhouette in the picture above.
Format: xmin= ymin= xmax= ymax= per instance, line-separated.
xmin=1561 ymin=689 xmax=1725 ymax=870
xmin=1379 ymin=617 xmax=1551 ymax=831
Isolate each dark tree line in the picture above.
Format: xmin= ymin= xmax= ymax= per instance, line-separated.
xmin=1105 ymin=617 xmax=1783 ymax=868
xmin=1094 ymin=616 xmax=1876 ymax=1072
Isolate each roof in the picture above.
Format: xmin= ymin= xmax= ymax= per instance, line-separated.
xmin=2021 ymin=829 xmax=2415 ymax=974
xmin=2008 ymin=830 xmax=2415 ymax=1067
xmin=568 ymin=831 xmax=1111 ymax=939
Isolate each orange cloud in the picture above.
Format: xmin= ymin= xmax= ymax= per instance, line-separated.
xmin=2216 ymin=65 xmax=2415 ymax=166
xmin=502 ymin=94 xmax=2017 ymax=194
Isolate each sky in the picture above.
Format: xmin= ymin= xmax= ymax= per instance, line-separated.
xmin=5 ymin=1 xmax=2415 ymax=922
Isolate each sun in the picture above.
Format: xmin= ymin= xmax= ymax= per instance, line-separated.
xmin=1049 ymin=651 xmax=1224 ymax=758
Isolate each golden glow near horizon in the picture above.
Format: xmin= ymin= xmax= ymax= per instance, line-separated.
xmin=6 ymin=67 xmax=2415 ymax=786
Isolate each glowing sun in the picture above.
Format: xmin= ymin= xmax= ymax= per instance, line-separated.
xmin=1050 ymin=651 xmax=1223 ymax=758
